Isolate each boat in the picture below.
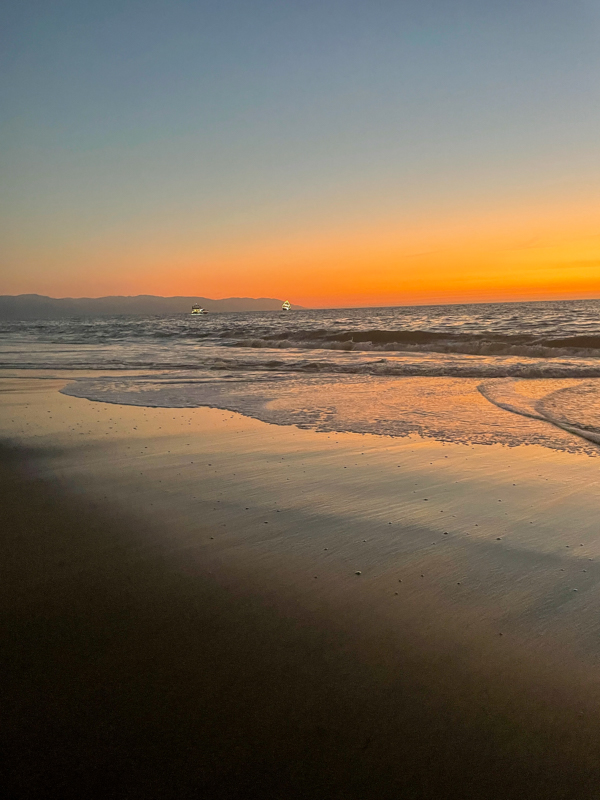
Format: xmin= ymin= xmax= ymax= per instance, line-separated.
xmin=281 ymin=300 xmax=291 ymax=311
xmin=191 ymin=305 xmax=208 ymax=315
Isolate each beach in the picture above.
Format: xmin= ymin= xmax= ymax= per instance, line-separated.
xmin=2 ymin=371 xmax=600 ymax=798
xmin=6 ymin=0 xmax=600 ymax=793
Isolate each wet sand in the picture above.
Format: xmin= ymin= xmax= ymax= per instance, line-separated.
xmin=2 ymin=372 xmax=600 ymax=798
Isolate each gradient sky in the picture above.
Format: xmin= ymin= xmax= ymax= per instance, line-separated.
xmin=2 ymin=0 xmax=600 ymax=306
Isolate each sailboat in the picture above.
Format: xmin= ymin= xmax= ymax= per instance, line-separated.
xmin=281 ymin=300 xmax=291 ymax=311
xmin=191 ymin=304 xmax=208 ymax=315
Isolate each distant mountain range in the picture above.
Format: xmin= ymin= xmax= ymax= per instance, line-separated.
xmin=0 ymin=294 xmax=303 ymax=319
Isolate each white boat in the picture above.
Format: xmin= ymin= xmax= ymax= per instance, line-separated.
xmin=191 ymin=305 xmax=208 ymax=315
xmin=281 ymin=300 xmax=291 ymax=311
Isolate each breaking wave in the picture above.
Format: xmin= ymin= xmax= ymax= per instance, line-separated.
xmin=3 ymin=300 xmax=600 ymax=376
xmin=228 ymin=329 xmax=600 ymax=359
xmin=5 ymin=352 xmax=600 ymax=378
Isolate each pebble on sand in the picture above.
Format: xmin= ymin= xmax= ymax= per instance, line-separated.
xmin=355 ymin=571 xmax=362 ymax=575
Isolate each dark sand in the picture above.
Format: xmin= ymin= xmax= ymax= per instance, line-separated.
xmin=2 ymin=374 xmax=600 ymax=799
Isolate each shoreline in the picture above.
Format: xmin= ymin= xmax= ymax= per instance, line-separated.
xmin=3 ymin=372 xmax=600 ymax=797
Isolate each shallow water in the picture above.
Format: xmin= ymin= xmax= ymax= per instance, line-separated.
xmin=59 ymin=372 xmax=600 ymax=455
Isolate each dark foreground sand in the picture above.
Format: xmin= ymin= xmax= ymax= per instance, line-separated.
xmin=2 ymin=373 xmax=600 ymax=799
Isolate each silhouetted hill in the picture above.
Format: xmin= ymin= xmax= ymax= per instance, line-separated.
xmin=0 ymin=295 xmax=304 ymax=319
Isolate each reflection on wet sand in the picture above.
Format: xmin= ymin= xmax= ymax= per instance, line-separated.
xmin=2 ymin=373 xmax=600 ymax=797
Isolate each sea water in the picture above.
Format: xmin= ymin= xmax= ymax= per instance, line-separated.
xmin=2 ymin=299 xmax=600 ymax=454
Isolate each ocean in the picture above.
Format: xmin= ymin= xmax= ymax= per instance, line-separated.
xmin=2 ymin=298 xmax=600 ymax=453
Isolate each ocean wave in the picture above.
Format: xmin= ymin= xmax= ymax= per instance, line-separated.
xmin=3 ymin=301 xmax=600 ymax=377
xmin=5 ymin=353 xmax=600 ymax=378
xmin=227 ymin=330 xmax=600 ymax=359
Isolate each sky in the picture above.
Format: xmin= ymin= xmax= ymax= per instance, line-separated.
xmin=2 ymin=0 xmax=600 ymax=307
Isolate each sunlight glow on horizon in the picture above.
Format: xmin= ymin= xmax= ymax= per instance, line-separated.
xmin=4 ymin=197 xmax=600 ymax=307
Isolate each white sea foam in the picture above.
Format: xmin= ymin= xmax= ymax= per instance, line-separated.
xmin=480 ymin=379 xmax=600 ymax=446
xmin=61 ymin=372 xmax=600 ymax=455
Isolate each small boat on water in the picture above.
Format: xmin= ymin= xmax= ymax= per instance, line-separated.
xmin=281 ymin=300 xmax=291 ymax=311
xmin=191 ymin=304 xmax=208 ymax=315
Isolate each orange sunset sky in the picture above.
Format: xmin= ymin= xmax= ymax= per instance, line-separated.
xmin=2 ymin=1 xmax=600 ymax=307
